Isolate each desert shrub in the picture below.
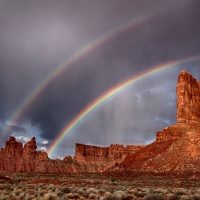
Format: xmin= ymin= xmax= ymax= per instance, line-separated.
xmin=89 ymin=193 xmax=97 ymax=199
xmin=27 ymin=189 xmax=35 ymax=195
xmin=73 ymin=193 xmax=80 ymax=199
xmin=61 ymin=187 xmax=71 ymax=194
xmin=167 ymin=189 xmax=173 ymax=193
xmin=133 ymin=191 xmax=146 ymax=197
xmin=15 ymin=191 xmax=21 ymax=196
xmin=153 ymin=189 xmax=166 ymax=194
xmin=98 ymin=189 xmax=106 ymax=195
xmin=39 ymin=191 xmax=45 ymax=197
xmin=104 ymin=193 xmax=114 ymax=200
xmin=0 ymin=197 xmax=8 ymax=200
xmin=144 ymin=194 xmax=165 ymax=200
xmin=181 ymin=197 xmax=194 ymax=200
xmin=26 ymin=197 xmax=33 ymax=200
xmin=67 ymin=193 xmax=74 ymax=199
xmin=19 ymin=195 xmax=25 ymax=200
xmin=60 ymin=197 xmax=69 ymax=200
xmin=72 ymin=188 xmax=79 ymax=193
xmin=82 ymin=191 xmax=89 ymax=198
xmin=87 ymin=187 xmax=97 ymax=194
xmin=7 ymin=185 xmax=14 ymax=191
xmin=149 ymin=188 xmax=154 ymax=194
xmin=44 ymin=193 xmax=57 ymax=200
xmin=113 ymin=190 xmax=127 ymax=200
xmin=168 ymin=194 xmax=181 ymax=200
xmin=193 ymin=196 xmax=200 ymax=200
xmin=57 ymin=191 xmax=64 ymax=197
xmin=110 ymin=177 xmax=117 ymax=182
xmin=175 ymin=191 xmax=186 ymax=195
xmin=3 ymin=191 xmax=10 ymax=196
xmin=77 ymin=189 xmax=86 ymax=197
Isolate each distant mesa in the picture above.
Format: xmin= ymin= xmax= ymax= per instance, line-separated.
xmin=0 ymin=136 xmax=143 ymax=172
xmin=73 ymin=143 xmax=144 ymax=169
xmin=1 ymin=70 xmax=200 ymax=174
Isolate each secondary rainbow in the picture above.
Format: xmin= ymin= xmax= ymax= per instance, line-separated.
xmin=1 ymin=13 xmax=152 ymax=139
xmin=47 ymin=55 xmax=200 ymax=157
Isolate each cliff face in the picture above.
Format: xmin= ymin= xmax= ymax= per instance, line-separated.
xmin=0 ymin=137 xmax=86 ymax=173
xmin=111 ymin=71 xmax=200 ymax=173
xmin=74 ymin=143 xmax=144 ymax=169
xmin=0 ymin=137 xmax=143 ymax=172
xmin=0 ymin=136 xmax=48 ymax=160
xmin=176 ymin=70 xmax=200 ymax=124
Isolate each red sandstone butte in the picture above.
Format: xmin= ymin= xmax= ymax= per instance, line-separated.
xmin=0 ymin=137 xmax=87 ymax=173
xmin=111 ymin=70 xmax=200 ymax=173
xmin=73 ymin=143 xmax=144 ymax=169
xmin=176 ymin=70 xmax=200 ymax=123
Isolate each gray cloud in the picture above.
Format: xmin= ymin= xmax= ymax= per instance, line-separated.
xmin=0 ymin=0 xmax=200 ymax=158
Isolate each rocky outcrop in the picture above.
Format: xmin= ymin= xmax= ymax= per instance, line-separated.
xmin=63 ymin=155 xmax=72 ymax=162
xmin=1 ymin=136 xmax=23 ymax=158
xmin=176 ymin=70 xmax=200 ymax=124
xmin=0 ymin=137 xmax=143 ymax=172
xmin=0 ymin=137 xmax=89 ymax=173
xmin=74 ymin=143 xmax=144 ymax=169
xmin=111 ymin=71 xmax=200 ymax=173
xmin=0 ymin=136 xmax=48 ymax=160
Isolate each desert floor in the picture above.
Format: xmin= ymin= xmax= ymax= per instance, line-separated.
xmin=0 ymin=171 xmax=200 ymax=200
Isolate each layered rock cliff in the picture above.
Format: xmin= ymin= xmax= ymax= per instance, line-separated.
xmin=111 ymin=70 xmax=200 ymax=173
xmin=74 ymin=143 xmax=144 ymax=169
xmin=177 ymin=70 xmax=200 ymax=124
xmin=0 ymin=137 xmax=86 ymax=173
xmin=0 ymin=136 xmax=48 ymax=160
xmin=0 ymin=137 xmax=143 ymax=172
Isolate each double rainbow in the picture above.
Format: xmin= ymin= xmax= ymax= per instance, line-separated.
xmin=1 ymin=14 xmax=151 ymax=139
xmin=47 ymin=55 xmax=200 ymax=157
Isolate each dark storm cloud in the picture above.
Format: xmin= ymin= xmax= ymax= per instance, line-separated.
xmin=10 ymin=125 xmax=26 ymax=133
xmin=1 ymin=0 xmax=200 ymax=158
xmin=52 ymin=78 xmax=177 ymax=158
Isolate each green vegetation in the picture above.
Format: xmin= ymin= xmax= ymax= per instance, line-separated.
xmin=0 ymin=171 xmax=200 ymax=199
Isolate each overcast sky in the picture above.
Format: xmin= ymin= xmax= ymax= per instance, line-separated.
xmin=1 ymin=0 xmax=200 ymax=159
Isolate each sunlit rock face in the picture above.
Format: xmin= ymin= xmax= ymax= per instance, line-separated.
xmin=176 ymin=70 xmax=200 ymax=124
xmin=0 ymin=137 xmax=93 ymax=173
xmin=74 ymin=143 xmax=144 ymax=169
xmin=0 ymin=136 xmax=48 ymax=160
xmin=0 ymin=136 xmax=23 ymax=158
xmin=111 ymin=71 xmax=200 ymax=173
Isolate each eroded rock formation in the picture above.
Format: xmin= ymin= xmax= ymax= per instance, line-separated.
xmin=74 ymin=143 xmax=144 ymax=169
xmin=63 ymin=155 xmax=72 ymax=162
xmin=176 ymin=70 xmax=200 ymax=123
xmin=0 ymin=136 xmax=48 ymax=160
xmin=111 ymin=70 xmax=200 ymax=173
xmin=1 ymin=136 xmax=23 ymax=158
xmin=0 ymin=136 xmax=94 ymax=173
